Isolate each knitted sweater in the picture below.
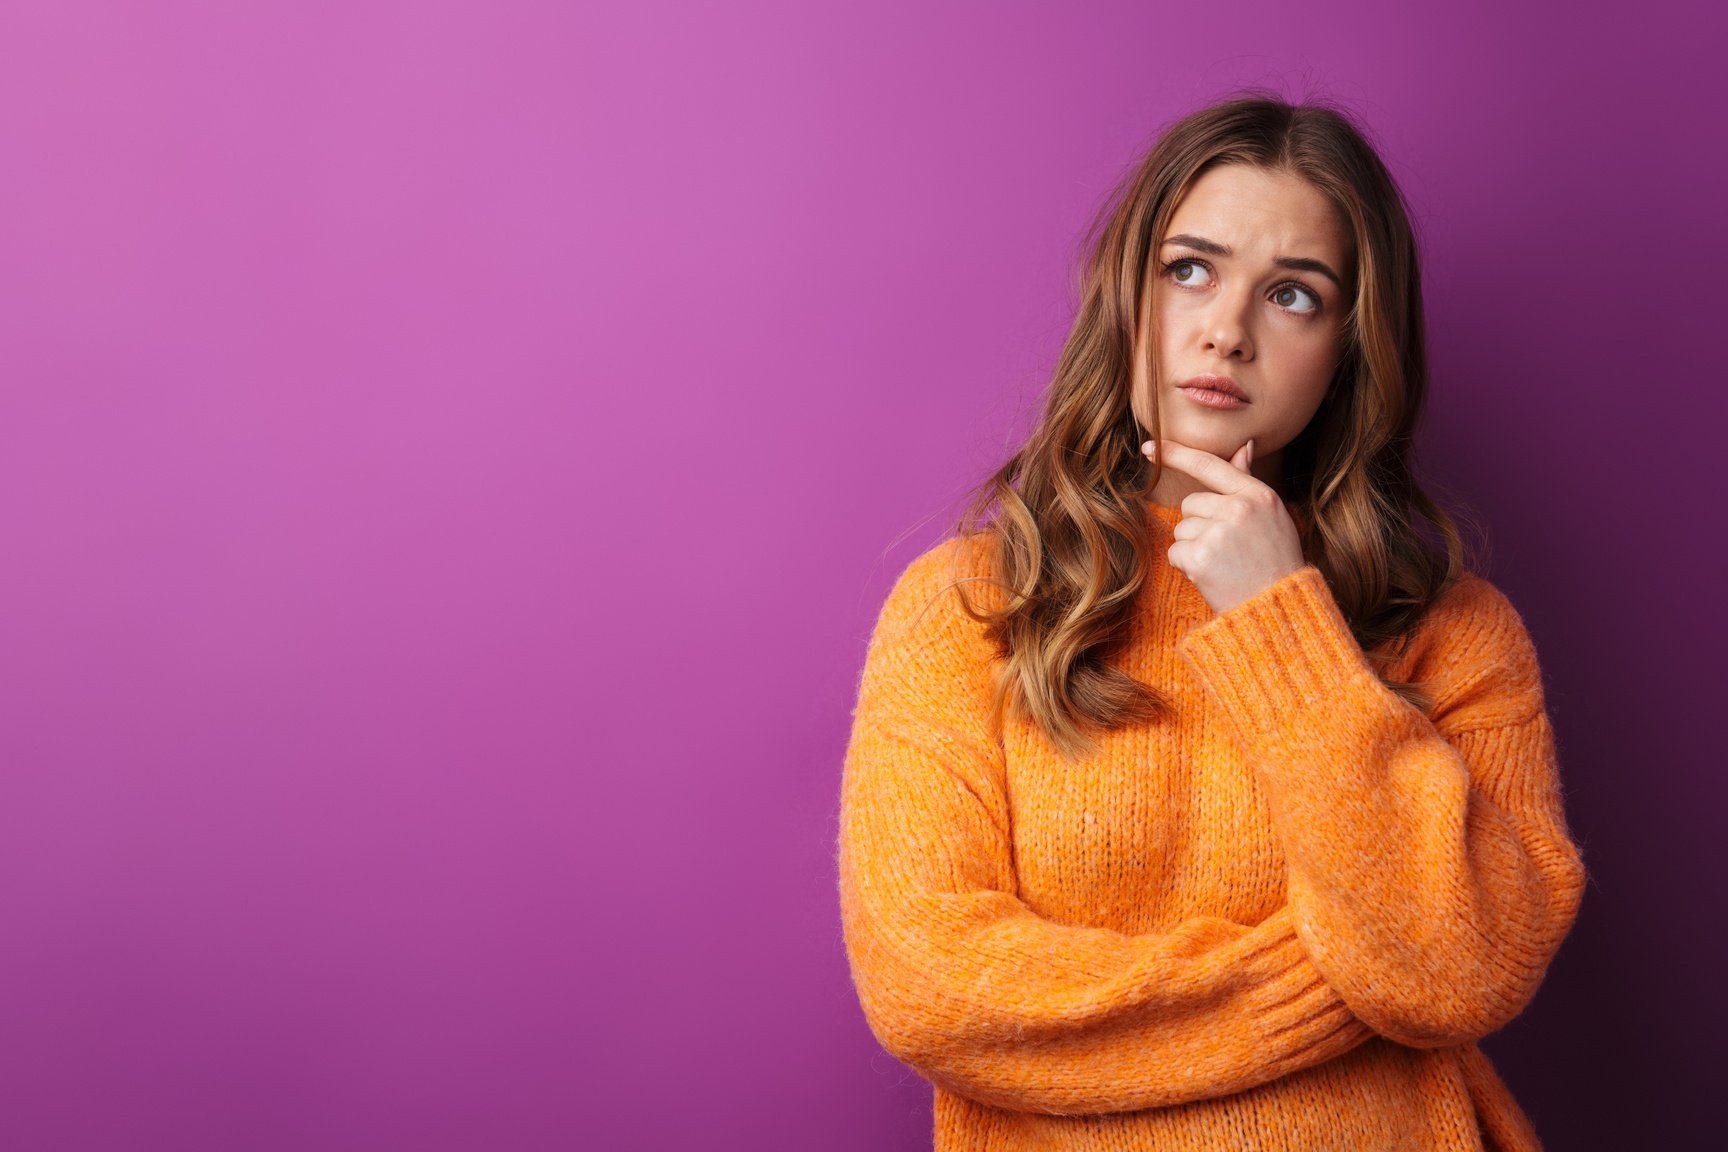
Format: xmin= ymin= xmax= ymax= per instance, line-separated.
xmin=837 ymin=498 xmax=1587 ymax=1150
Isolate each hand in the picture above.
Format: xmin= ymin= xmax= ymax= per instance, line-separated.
xmin=1140 ymin=437 xmax=1308 ymax=614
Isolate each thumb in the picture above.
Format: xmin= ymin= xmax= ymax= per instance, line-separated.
xmin=1230 ymin=438 xmax=1254 ymax=473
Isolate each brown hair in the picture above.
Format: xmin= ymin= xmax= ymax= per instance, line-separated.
xmin=947 ymin=89 xmax=1480 ymax=761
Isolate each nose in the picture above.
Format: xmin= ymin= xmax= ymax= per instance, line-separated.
xmin=1201 ymin=291 xmax=1254 ymax=360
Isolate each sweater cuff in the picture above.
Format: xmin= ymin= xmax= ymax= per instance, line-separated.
xmin=1241 ymin=906 xmax=1372 ymax=1056
xmin=1176 ymin=565 xmax=1381 ymax=739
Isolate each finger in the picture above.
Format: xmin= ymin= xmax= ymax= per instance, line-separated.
xmin=1230 ymin=440 xmax=1251 ymax=473
xmin=1147 ymin=439 xmax=1261 ymax=498
xmin=1178 ymin=491 xmax=1227 ymax=520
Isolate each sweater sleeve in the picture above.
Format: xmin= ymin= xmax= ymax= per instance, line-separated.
xmin=1176 ymin=564 xmax=1588 ymax=1051
xmin=836 ymin=542 xmax=1376 ymax=1116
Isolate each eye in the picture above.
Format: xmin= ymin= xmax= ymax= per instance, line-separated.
xmin=1162 ymin=258 xmax=1213 ymax=288
xmin=1272 ymin=283 xmax=1322 ymax=315
xmin=1161 ymin=257 xmax=1326 ymax=318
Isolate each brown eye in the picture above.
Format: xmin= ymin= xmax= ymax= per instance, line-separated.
xmin=1274 ymin=284 xmax=1321 ymax=315
xmin=1163 ymin=259 xmax=1212 ymax=286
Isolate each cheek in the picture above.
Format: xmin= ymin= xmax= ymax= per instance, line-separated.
xmin=1274 ymin=328 xmax=1343 ymax=395
xmin=1151 ymin=298 xmax=1187 ymax=367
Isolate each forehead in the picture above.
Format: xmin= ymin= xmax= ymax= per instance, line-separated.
xmin=1165 ymin=164 xmax=1352 ymax=265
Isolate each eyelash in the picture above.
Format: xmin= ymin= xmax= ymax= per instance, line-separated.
xmin=1159 ymin=257 xmax=1324 ymax=316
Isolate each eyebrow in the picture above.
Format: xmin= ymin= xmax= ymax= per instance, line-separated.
xmin=1161 ymin=233 xmax=1346 ymax=291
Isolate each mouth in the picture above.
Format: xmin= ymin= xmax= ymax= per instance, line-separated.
xmin=1178 ymin=373 xmax=1249 ymax=402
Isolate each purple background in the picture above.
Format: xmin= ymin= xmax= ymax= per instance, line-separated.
xmin=0 ymin=1 xmax=1719 ymax=1148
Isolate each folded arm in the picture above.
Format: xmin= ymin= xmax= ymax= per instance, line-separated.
xmin=1177 ymin=565 xmax=1589 ymax=1050
xmin=837 ymin=544 xmax=1375 ymax=1115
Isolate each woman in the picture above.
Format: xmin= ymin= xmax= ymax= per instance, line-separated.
xmin=836 ymin=92 xmax=1587 ymax=1151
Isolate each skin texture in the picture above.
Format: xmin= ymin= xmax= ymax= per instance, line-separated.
xmin=1128 ymin=163 xmax=1356 ymax=613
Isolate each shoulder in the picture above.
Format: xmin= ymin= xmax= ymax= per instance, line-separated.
xmin=868 ymin=532 xmax=1002 ymax=664
xmin=1410 ymin=571 xmax=1532 ymax=655
xmin=888 ymin=531 xmax=996 ymax=599
xmin=1400 ymin=571 xmax=1547 ymax=732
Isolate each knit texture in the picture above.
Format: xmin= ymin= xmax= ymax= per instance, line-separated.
xmin=837 ymin=499 xmax=1586 ymax=1150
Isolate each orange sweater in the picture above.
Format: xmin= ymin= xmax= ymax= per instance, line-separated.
xmin=837 ymin=499 xmax=1587 ymax=1150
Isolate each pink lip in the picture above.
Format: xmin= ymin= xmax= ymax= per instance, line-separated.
xmin=1178 ymin=374 xmax=1249 ymax=401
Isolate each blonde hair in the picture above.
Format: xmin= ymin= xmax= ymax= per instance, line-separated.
xmin=948 ymin=90 xmax=1482 ymax=761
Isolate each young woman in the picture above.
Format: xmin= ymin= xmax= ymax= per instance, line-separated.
xmin=837 ymin=93 xmax=1587 ymax=1151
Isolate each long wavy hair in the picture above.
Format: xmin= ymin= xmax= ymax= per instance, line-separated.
xmin=947 ymin=90 xmax=1481 ymax=761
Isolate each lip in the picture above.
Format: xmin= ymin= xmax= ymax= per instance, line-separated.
xmin=1180 ymin=387 xmax=1248 ymax=411
xmin=1178 ymin=374 xmax=1249 ymax=402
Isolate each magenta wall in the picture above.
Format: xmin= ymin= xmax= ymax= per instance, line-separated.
xmin=0 ymin=1 xmax=1718 ymax=1148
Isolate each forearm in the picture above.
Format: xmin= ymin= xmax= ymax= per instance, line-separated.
xmin=840 ymin=839 xmax=1374 ymax=1114
xmin=1178 ymin=566 xmax=1587 ymax=1048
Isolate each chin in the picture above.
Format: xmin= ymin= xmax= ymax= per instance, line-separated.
xmin=1170 ymin=422 xmax=1252 ymax=458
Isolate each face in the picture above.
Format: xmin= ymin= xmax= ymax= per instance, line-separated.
xmin=1131 ymin=163 xmax=1354 ymax=485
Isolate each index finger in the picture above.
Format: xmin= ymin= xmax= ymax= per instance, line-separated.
xmin=1143 ymin=438 xmax=1259 ymax=497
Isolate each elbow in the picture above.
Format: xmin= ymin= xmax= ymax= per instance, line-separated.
xmin=1360 ymin=986 xmax=1524 ymax=1051
xmin=857 ymin=1004 xmax=1006 ymax=1108
xmin=1388 ymin=847 xmax=1590 ymax=1050
xmin=1336 ymin=944 xmax=1536 ymax=1048
xmin=1355 ymin=905 xmax=1583 ymax=1050
xmin=854 ymin=989 xmax=1079 ymax=1115
xmin=851 ymin=967 xmax=978 ymax=1080
xmin=858 ymin=994 xmax=941 ymax=1071
xmin=860 ymin=997 xmax=990 ymax=1090
xmin=841 ymin=905 xmax=998 ymax=1091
